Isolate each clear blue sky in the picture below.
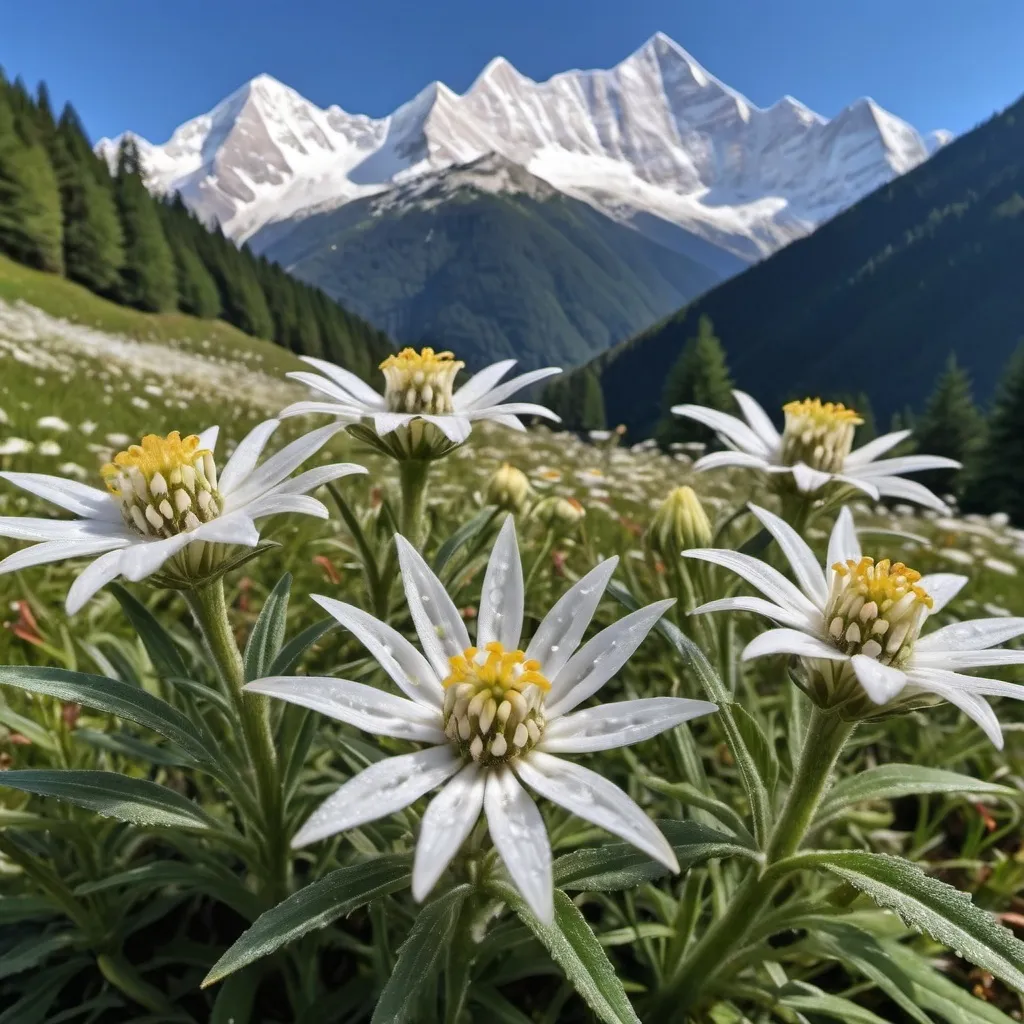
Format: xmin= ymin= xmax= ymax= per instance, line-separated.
xmin=5 ymin=0 xmax=1022 ymax=144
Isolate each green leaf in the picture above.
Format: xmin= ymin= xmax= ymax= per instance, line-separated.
xmin=243 ymin=573 xmax=291 ymax=682
xmin=109 ymin=584 xmax=188 ymax=679
xmin=0 ymin=666 xmax=218 ymax=768
xmin=371 ymin=885 xmax=470 ymax=1024
xmin=0 ymin=931 xmax=72 ymax=979
xmin=203 ymin=855 xmax=411 ymax=986
xmin=210 ymin=967 xmax=260 ymax=1024
xmin=73 ymin=728 xmax=195 ymax=767
xmin=0 ymin=770 xmax=218 ymax=831
xmin=493 ymin=882 xmax=641 ymax=1024
xmin=731 ymin=705 xmax=779 ymax=796
xmin=779 ymin=988 xmax=894 ymax=1023
xmin=469 ymin=988 xmax=536 ymax=1024
xmin=433 ymin=505 xmax=497 ymax=573
xmin=0 ymin=703 xmax=57 ymax=750
xmin=782 ymin=849 xmax=1024 ymax=993
xmin=0 ymin=896 xmax=57 ymax=925
xmin=817 ymin=765 xmax=1018 ymax=825
xmin=269 ymin=617 xmax=336 ymax=676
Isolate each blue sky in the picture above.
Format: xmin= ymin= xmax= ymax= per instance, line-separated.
xmin=5 ymin=0 xmax=1022 ymax=144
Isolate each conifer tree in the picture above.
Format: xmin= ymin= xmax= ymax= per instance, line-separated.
xmin=963 ymin=341 xmax=1024 ymax=523
xmin=657 ymin=315 xmax=734 ymax=447
xmin=52 ymin=104 xmax=124 ymax=292
xmin=540 ymin=367 xmax=605 ymax=430
xmin=578 ymin=366 xmax=607 ymax=430
xmin=913 ymin=354 xmax=984 ymax=498
xmin=114 ymin=139 xmax=176 ymax=311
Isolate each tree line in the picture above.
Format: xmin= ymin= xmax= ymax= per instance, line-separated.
xmin=0 ymin=71 xmax=391 ymax=378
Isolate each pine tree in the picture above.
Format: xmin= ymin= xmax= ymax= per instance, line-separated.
xmin=578 ymin=366 xmax=606 ymax=430
xmin=540 ymin=367 xmax=605 ymax=430
xmin=114 ymin=138 xmax=177 ymax=311
xmin=656 ymin=315 xmax=735 ymax=447
xmin=161 ymin=202 xmax=220 ymax=317
xmin=963 ymin=341 xmax=1024 ymax=523
xmin=0 ymin=88 xmax=63 ymax=272
xmin=52 ymin=104 xmax=124 ymax=292
xmin=913 ymin=354 xmax=984 ymax=498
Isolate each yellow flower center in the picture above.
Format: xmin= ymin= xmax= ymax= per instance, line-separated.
xmin=780 ymin=398 xmax=863 ymax=474
xmin=379 ymin=347 xmax=465 ymax=415
xmin=101 ymin=431 xmax=221 ymax=538
xmin=826 ymin=556 xmax=933 ymax=666
xmin=442 ymin=642 xmax=550 ymax=764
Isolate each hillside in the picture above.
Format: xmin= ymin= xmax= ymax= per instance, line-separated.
xmin=253 ymin=156 xmax=727 ymax=370
xmin=585 ymin=94 xmax=1024 ymax=438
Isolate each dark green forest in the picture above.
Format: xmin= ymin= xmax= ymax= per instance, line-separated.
xmin=581 ymin=92 xmax=1024 ymax=440
xmin=0 ymin=72 xmax=392 ymax=378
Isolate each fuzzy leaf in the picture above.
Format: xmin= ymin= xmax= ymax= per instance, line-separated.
xmin=109 ymin=584 xmax=188 ymax=679
xmin=243 ymin=573 xmax=291 ymax=682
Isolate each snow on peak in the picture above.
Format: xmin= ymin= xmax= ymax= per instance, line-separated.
xmin=102 ymin=35 xmax=951 ymax=255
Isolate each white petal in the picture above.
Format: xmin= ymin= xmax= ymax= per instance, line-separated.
xmin=670 ymin=405 xmax=770 ymax=456
xmin=0 ymin=517 xmax=129 ymax=543
xmin=279 ymin=400 xmax=362 ymax=421
xmin=870 ymin=476 xmax=949 ymax=513
xmin=853 ymin=455 xmax=961 ymax=478
xmin=275 ymin=463 xmax=368 ymax=496
xmin=843 ymin=430 xmax=912 ymax=468
xmin=412 ymin=763 xmax=486 ymax=901
xmin=197 ymin=426 xmax=220 ymax=452
xmin=732 ymin=390 xmax=781 ymax=447
xmin=488 ymin=414 xmax=526 ymax=432
xmin=0 ymin=535 xmax=131 ymax=575
xmin=789 ymin=463 xmax=833 ymax=493
xmin=460 ymin=367 xmax=561 ymax=411
xmin=452 ymin=360 xmax=516 ymax=408
xmin=240 ymin=493 xmax=327 ymax=521
xmin=484 ymin=767 xmax=553 ymax=925
xmin=913 ymin=649 xmax=1024 ymax=671
xmin=466 ymin=402 xmax=559 ymax=422
xmin=419 ymin=414 xmax=472 ymax=444
xmin=916 ymin=617 xmax=1024 ymax=654
xmin=119 ymin=535 xmax=192 ymax=582
xmin=216 ymin=419 xmax=280 ymax=495
xmin=919 ymin=573 xmax=968 ymax=614
xmin=65 ymin=549 xmax=127 ymax=615
xmin=690 ymin=596 xmax=815 ymax=631
xmin=827 ymin=506 xmax=861 ymax=568
xmin=908 ymin=672 xmax=1004 ymax=749
xmin=693 ymin=451 xmax=773 ymax=473
xmin=850 ymin=655 xmax=909 ymax=704
xmin=227 ymin=423 xmax=344 ymax=506
xmin=311 ymin=594 xmax=444 ymax=708
xmin=910 ymin=668 xmax=1024 ymax=703
xmin=476 ymin=516 xmax=524 ymax=650
xmin=292 ymin=745 xmax=461 ymax=849
xmin=244 ymin=676 xmax=445 ymax=742
xmin=538 ymin=697 xmax=717 ymax=753
xmin=298 ymin=356 xmax=386 ymax=408
xmin=190 ymin=512 xmax=260 ymax=547
xmin=287 ymin=370 xmax=369 ymax=406
xmin=682 ymin=549 xmax=822 ymax=621
xmin=742 ymin=628 xmax=847 ymax=662
xmin=394 ymin=535 xmax=471 ymax=679
xmin=0 ymin=472 xmax=120 ymax=521
xmin=525 ymin=558 xmax=619 ymax=679
xmin=517 ymin=752 xmax=678 ymax=872
xmin=833 ymin=473 xmax=881 ymax=500
xmin=373 ymin=411 xmax=413 ymax=436
xmin=748 ymin=503 xmax=827 ymax=605
xmin=546 ymin=599 xmax=674 ymax=718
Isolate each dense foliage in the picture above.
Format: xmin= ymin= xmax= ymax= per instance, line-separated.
xmin=580 ymin=92 xmax=1024 ymax=436
xmin=0 ymin=72 xmax=392 ymax=379
xmin=251 ymin=165 xmax=725 ymax=372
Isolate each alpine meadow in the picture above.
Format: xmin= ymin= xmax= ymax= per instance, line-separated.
xmin=1 ymin=18 xmax=1024 ymax=1024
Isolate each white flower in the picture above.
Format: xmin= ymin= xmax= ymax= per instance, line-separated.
xmin=673 ymin=392 xmax=958 ymax=511
xmin=0 ymin=420 xmax=365 ymax=614
xmin=685 ymin=504 xmax=1024 ymax=747
xmin=280 ymin=348 xmax=562 ymax=450
xmin=38 ymin=440 xmax=62 ymax=457
xmin=247 ymin=518 xmax=715 ymax=923
xmin=36 ymin=415 xmax=70 ymax=432
xmin=0 ymin=439 xmax=32 ymax=456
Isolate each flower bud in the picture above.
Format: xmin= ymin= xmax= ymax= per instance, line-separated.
xmin=646 ymin=486 xmax=712 ymax=560
xmin=486 ymin=463 xmax=533 ymax=514
xmin=532 ymin=495 xmax=586 ymax=530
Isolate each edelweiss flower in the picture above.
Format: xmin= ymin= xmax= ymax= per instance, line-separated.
xmin=247 ymin=518 xmax=715 ymax=922
xmin=673 ymin=392 xmax=958 ymax=511
xmin=0 ymin=420 xmax=364 ymax=614
xmin=686 ymin=504 xmax=1024 ymax=747
xmin=280 ymin=349 xmax=561 ymax=457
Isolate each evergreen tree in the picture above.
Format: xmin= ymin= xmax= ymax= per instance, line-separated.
xmin=0 ymin=88 xmax=63 ymax=272
xmin=913 ymin=354 xmax=985 ymax=498
xmin=578 ymin=366 xmax=606 ymax=430
xmin=963 ymin=341 xmax=1024 ymax=523
xmin=540 ymin=367 xmax=606 ymax=430
xmin=114 ymin=139 xmax=176 ymax=311
xmin=52 ymin=104 xmax=124 ymax=293
xmin=656 ymin=315 xmax=734 ymax=447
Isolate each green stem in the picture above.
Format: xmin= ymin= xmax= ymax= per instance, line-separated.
xmin=398 ymin=459 xmax=431 ymax=548
xmin=524 ymin=529 xmax=555 ymax=592
xmin=656 ymin=705 xmax=854 ymax=1018
xmin=190 ymin=580 xmax=288 ymax=902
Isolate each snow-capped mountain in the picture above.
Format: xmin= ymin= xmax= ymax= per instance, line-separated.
xmin=96 ymin=33 xmax=948 ymax=261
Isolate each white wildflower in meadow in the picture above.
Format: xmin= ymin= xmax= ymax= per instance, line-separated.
xmin=0 ymin=408 xmax=8 ymax=425
xmin=0 ymin=420 xmax=365 ymax=613
xmin=36 ymin=415 xmax=70 ymax=432
xmin=280 ymin=348 xmax=561 ymax=457
xmin=0 ymin=439 xmax=32 ymax=456
xmin=247 ymin=518 xmax=716 ymax=923
xmin=673 ymin=392 xmax=958 ymax=510
xmin=686 ymin=504 xmax=1024 ymax=747
xmin=37 ymin=440 xmax=62 ymax=457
